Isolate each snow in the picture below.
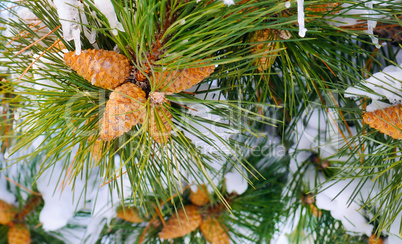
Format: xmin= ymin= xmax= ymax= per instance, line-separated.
xmin=225 ymin=169 xmax=248 ymax=195
xmin=364 ymin=1 xmax=380 ymax=48
xmin=182 ymin=82 xmax=238 ymax=155
xmin=297 ymin=0 xmax=307 ymax=37
xmin=285 ymin=1 xmax=291 ymax=8
xmin=0 ymin=176 xmax=16 ymax=204
xmin=316 ymin=179 xmax=374 ymax=236
xmin=273 ymin=106 xmax=363 ymax=243
xmin=37 ymin=147 xmax=90 ymax=231
xmin=345 ymin=63 xmax=402 ymax=110
xmin=222 ymin=0 xmax=235 ymax=6
xmin=94 ymin=0 xmax=124 ymax=35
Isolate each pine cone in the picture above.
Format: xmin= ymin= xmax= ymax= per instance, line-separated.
xmin=305 ymin=2 xmax=341 ymax=14
xmin=251 ymin=29 xmax=279 ymax=73
xmin=159 ymin=205 xmax=202 ymax=239
xmin=148 ymin=101 xmax=173 ymax=144
xmin=368 ymin=234 xmax=384 ymax=244
xmin=0 ymin=200 xmax=15 ymax=225
xmin=374 ymin=16 xmax=402 ymax=44
xmin=189 ymin=185 xmax=210 ymax=207
xmin=64 ymin=49 xmax=131 ymax=89
xmin=100 ymin=83 xmax=147 ymax=141
xmin=7 ymin=224 xmax=30 ymax=244
xmin=363 ymin=105 xmax=402 ymax=140
xmin=151 ymin=64 xmax=215 ymax=93
xmin=200 ymin=217 xmax=230 ymax=244
xmin=116 ymin=206 xmax=144 ymax=223
xmin=90 ymin=138 xmax=103 ymax=161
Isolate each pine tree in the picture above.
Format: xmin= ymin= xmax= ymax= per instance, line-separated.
xmin=0 ymin=0 xmax=402 ymax=243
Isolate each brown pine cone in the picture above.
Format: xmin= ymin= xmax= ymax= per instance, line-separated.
xmin=305 ymin=2 xmax=342 ymax=15
xmin=363 ymin=105 xmax=402 ymax=140
xmin=374 ymin=16 xmax=402 ymax=44
xmin=151 ymin=64 xmax=215 ymax=93
xmin=64 ymin=49 xmax=131 ymax=89
xmin=200 ymin=217 xmax=230 ymax=244
xmin=116 ymin=206 xmax=144 ymax=223
xmin=148 ymin=101 xmax=173 ymax=144
xmin=251 ymin=29 xmax=280 ymax=73
xmin=368 ymin=234 xmax=384 ymax=244
xmin=7 ymin=224 xmax=31 ymax=244
xmin=90 ymin=138 xmax=103 ymax=161
xmin=159 ymin=205 xmax=202 ymax=239
xmin=189 ymin=185 xmax=210 ymax=207
xmin=100 ymin=83 xmax=147 ymax=141
xmin=0 ymin=200 xmax=15 ymax=225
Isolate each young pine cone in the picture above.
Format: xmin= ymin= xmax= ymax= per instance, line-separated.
xmin=151 ymin=64 xmax=215 ymax=93
xmin=368 ymin=234 xmax=384 ymax=244
xmin=64 ymin=49 xmax=131 ymax=89
xmin=7 ymin=224 xmax=31 ymax=244
xmin=0 ymin=200 xmax=15 ymax=225
xmin=100 ymin=83 xmax=147 ymax=141
xmin=374 ymin=16 xmax=402 ymax=44
xmin=148 ymin=101 xmax=173 ymax=144
xmin=305 ymin=2 xmax=342 ymax=15
xmin=200 ymin=217 xmax=230 ymax=244
xmin=159 ymin=205 xmax=202 ymax=239
xmin=90 ymin=138 xmax=103 ymax=161
xmin=116 ymin=206 xmax=144 ymax=223
xmin=251 ymin=29 xmax=279 ymax=73
xmin=189 ymin=185 xmax=210 ymax=207
xmin=363 ymin=105 xmax=402 ymax=140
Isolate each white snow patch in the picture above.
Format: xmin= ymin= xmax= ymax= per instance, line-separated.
xmin=316 ymin=179 xmax=374 ymax=236
xmin=285 ymin=1 xmax=291 ymax=8
xmin=345 ymin=63 xmax=402 ymax=109
xmin=223 ymin=0 xmax=235 ymax=6
xmin=225 ymin=169 xmax=248 ymax=195
xmin=0 ymin=176 xmax=16 ymax=204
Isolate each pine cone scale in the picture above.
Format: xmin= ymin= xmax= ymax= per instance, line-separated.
xmin=149 ymin=102 xmax=173 ymax=144
xmin=100 ymin=83 xmax=147 ymax=141
xmin=7 ymin=224 xmax=31 ymax=244
xmin=363 ymin=105 xmax=402 ymax=139
xmin=200 ymin=217 xmax=230 ymax=244
xmin=0 ymin=200 xmax=15 ymax=225
xmin=64 ymin=49 xmax=132 ymax=89
xmin=159 ymin=205 xmax=202 ymax=239
xmin=152 ymin=64 xmax=215 ymax=94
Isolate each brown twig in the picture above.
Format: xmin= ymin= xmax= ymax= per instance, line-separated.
xmin=14 ymin=25 xmax=60 ymax=57
xmin=5 ymin=176 xmax=41 ymax=196
xmin=18 ymin=38 xmax=62 ymax=81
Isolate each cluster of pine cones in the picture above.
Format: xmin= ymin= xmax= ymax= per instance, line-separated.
xmin=116 ymin=185 xmax=230 ymax=243
xmin=0 ymin=200 xmax=31 ymax=244
xmin=64 ymin=49 xmax=215 ymax=156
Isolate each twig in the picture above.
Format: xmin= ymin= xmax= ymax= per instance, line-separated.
xmin=18 ymin=38 xmax=62 ymax=81
xmin=7 ymin=21 xmax=43 ymax=45
xmin=5 ymin=176 xmax=42 ymax=196
xmin=14 ymin=25 xmax=60 ymax=57
xmin=138 ymin=215 xmax=158 ymax=244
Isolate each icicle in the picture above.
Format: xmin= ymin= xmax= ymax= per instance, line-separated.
xmin=53 ymin=0 xmax=83 ymax=55
xmin=365 ymin=1 xmax=380 ymax=48
xmin=94 ymin=0 xmax=124 ymax=35
xmin=72 ymin=29 xmax=81 ymax=55
xmin=297 ymin=0 xmax=307 ymax=37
